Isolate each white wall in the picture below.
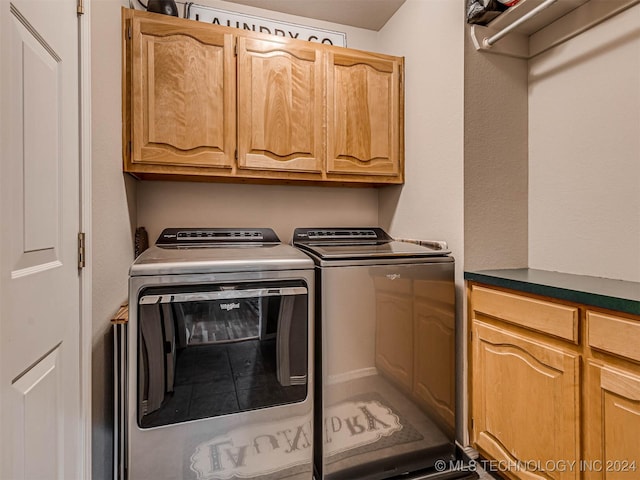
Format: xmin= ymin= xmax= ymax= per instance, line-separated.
xmin=377 ymin=0 xmax=465 ymax=277
xmin=463 ymin=29 xmax=528 ymax=272
xmin=139 ymin=181 xmax=378 ymax=244
xmin=528 ymin=4 xmax=640 ymax=282
xmin=91 ymin=2 xmax=138 ymax=479
xmin=377 ymin=0 xmax=465 ymax=440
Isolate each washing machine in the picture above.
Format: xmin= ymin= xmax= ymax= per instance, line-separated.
xmin=292 ymin=227 xmax=477 ymax=480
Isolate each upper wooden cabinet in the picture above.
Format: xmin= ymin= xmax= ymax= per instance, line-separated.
xmin=237 ymin=37 xmax=324 ymax=174
xmin=327 ymin=50 xmax=402 ymax=177
xmin=122 ymin=8 xmax=404 ymax=186
xmin=125 ymin=10 xmax=236 ymax=170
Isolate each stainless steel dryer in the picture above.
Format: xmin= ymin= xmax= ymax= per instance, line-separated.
xmin=292 ymin=227 xmax=476 ymax=480
xmin=115 ymin=228 xmax=315 ymax=480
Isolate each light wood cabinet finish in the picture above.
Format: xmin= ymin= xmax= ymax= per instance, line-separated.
xmin=237 ymin=36 xmax=324 ymax=173
xmin=472 ymin=285 xmax=579 ymax=342
xmin=471 ymin=321 xmax=580 ymax=480
xmin=468 ymin=283 xmax=640 ymax=480
xmin=327 ymin=50 xmax=402 ymax=178
xmin=584 ymin=361 xmax=640 ymax=479
xmin=584 ymin=309 xmax=640 ymax=479
xmin=122 ymin=8 xmax=404 ymax=186
xmin=126 ymin=10 xmax=236 ymax=169
xmin=587 ymin=311 xmax=640 ymax=363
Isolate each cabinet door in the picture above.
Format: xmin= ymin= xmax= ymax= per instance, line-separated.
xmin=413 ymin=299 xmax=455 ymax=433
xmin=327 ymin=50 xmax=403 ymax=179
xmin=237 ymin=37 xmax=324 ymax=173
xmin=584 ymin=361 xmax=640 ymax=480
xmin=472 ymin=321 xmax=580 ymax=480
xmin=129 ymin=13 xmax=235 ymax=168
xmin=374 ymin=291 xmax=413 ymax=392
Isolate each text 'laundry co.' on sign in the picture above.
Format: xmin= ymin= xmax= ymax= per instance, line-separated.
xmin=185 ymin=3 xmax=347 ymax=47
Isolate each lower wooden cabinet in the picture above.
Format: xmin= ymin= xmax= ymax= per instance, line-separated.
xmin=471 ymin=321 xmax=580 ymax=480
xmin=584 ymin=361 xmax=640 ymax=480
xmin=583 ymin=309 xmax=640 ymax=480
xmin=468 ymin=284 xmax=640 ymax=480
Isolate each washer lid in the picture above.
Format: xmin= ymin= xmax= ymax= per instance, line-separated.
xmin=292 ymin=227 xmax=450 ymax=260
xmin=295 ymin=240 xmax=447 ymax=260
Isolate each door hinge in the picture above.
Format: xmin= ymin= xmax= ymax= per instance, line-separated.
xmin=234 ymin=149 xmax=238 ymax=160
xmin=128 ymin=24 xmax=132 ymax=40
xmin=78 ymin=232 xmax=86 ymax=269
xmin=77 ymin=0 xmax=84 ymax=15
xmin=234 ymin=38 xmax=238 ymax=56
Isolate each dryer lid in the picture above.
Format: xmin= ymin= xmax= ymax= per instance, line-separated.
xmin=130 ymin=228 xmax=313 ymax=276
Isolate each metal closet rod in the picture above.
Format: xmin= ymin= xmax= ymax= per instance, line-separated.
xmin=484 ymin=0 xmax=558 ymax=47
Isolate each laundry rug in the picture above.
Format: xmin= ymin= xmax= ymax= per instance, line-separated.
xmin=323 ymin=392 xmax=424 ymax=464
xmin=186 ymin=410 xmax=314 ymax=480
xmin=183 ymin=393 xmax=425 ymax=480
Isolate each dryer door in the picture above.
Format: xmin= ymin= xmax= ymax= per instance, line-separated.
xmin=137 ymin=280 xmax=309 ymax=428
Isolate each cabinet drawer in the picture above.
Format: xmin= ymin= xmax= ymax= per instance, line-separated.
xmin=471 ymin=286 xmax=579 ymax=342
xmin=588 ymin=311 xmax=640 ymax=363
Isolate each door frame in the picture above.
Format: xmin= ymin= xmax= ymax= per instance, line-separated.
xmin=79 ymin=2 xmax=92 ymax=478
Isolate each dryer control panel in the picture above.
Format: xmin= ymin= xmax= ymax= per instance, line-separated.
xmin=156 ymin=228 xmax=280 ymax=245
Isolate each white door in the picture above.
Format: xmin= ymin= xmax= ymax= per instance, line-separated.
xmin=0 ymin=0 xmax=83 ymax=477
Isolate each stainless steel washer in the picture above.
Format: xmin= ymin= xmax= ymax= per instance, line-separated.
xmin=292 ymin=227 xmax=475 ymax=480
xmin=115 ymin=228 xmax=315 ymax=480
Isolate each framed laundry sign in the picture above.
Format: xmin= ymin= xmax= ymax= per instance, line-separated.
xmin=185 ymin=3 xmax=347 ymax=46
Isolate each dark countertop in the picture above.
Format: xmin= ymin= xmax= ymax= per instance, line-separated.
xmin=464 ymin=268 xmax=640 ymax=316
